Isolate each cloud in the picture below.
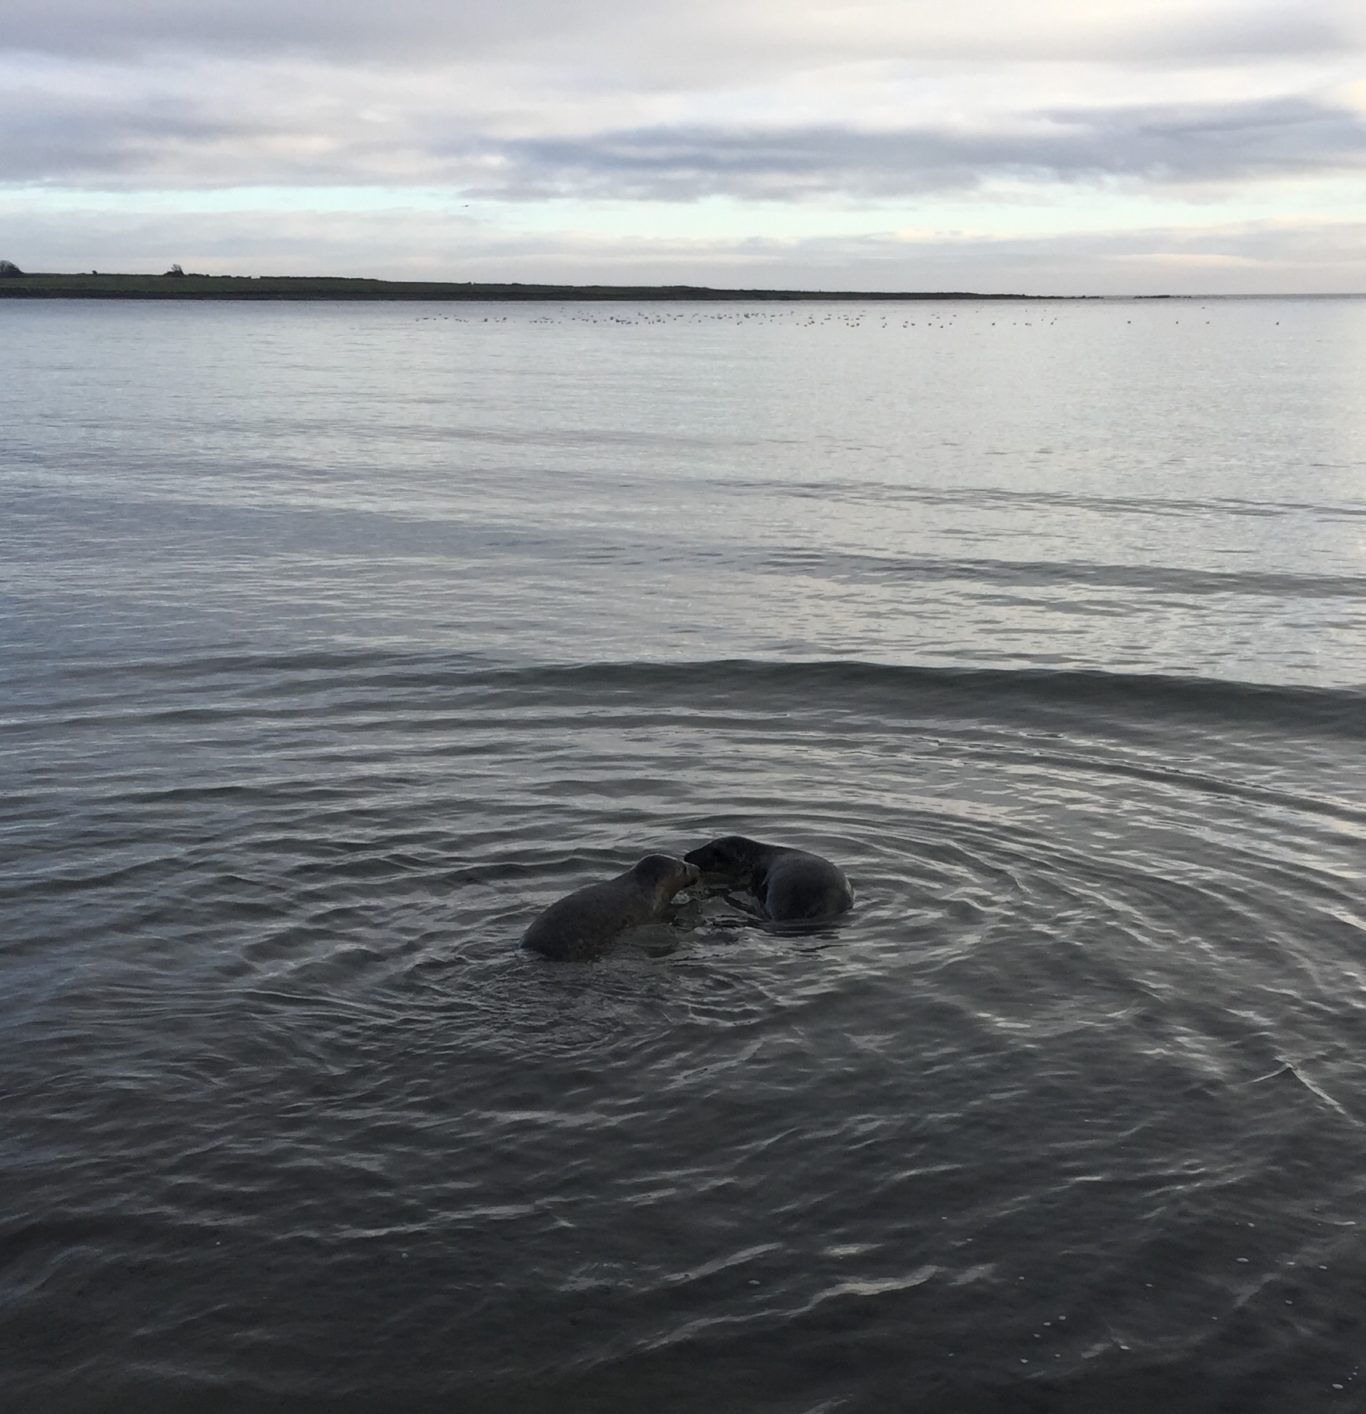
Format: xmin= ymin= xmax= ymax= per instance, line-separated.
xmin=3 ymin=0 xmax=1359 ymax=69
xmin=4 ymin=67 xmax=1362 ymax=201
xmin=4 ymin=1 xmax=1362 ymax=197
xmin=475 ymin=98 xmax=1366 ymax=202
xmin=3 ymin=0 xmax=1362 ymax=291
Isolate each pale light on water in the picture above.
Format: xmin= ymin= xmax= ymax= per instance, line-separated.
xmin=2 ymin=298 xmax=1365 ymax=1412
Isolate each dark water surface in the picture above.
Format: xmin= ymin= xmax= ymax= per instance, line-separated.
xmin=3 ymin=299 xmax=1365 ymax=1412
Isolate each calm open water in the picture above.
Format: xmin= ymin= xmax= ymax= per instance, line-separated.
xmin=2 ymin=297 xmax=1365 ymax=1413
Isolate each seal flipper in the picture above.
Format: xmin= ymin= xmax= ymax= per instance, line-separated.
xmin=722 ymin=888 xmax=766 ymax=920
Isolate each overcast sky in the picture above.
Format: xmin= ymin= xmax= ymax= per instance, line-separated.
xmin=4 ymin=0 xmax=1364 ymax=292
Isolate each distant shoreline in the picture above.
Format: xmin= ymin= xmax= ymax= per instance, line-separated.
xmin=5 ymin=274 xmax=1354 ymax=302
xmin=0 ymin=272 xmax=1089 ymax=302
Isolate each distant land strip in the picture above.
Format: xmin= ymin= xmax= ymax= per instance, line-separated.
xmin=0 ymin=272 xmax=1071 ymax=302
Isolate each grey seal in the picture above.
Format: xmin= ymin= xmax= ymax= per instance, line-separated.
xmin=521 ymin=854 xmax=701 ymax=960
xmin=683 ymin=835 xmax=853 ymax=923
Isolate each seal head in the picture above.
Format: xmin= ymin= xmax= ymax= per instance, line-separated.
xmin=685 ymin=834 xmax=852 ymax=923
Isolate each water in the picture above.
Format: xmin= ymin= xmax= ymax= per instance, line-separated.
xmin=2 ymin=297 xmax=1365 ymax=1413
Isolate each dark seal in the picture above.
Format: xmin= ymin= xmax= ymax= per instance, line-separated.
xmin=684 ymin=835 xmax=853 ymax=922
xmin=521 ymin=854 xmax=701 ymax=960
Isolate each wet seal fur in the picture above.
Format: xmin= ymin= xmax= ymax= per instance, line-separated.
xmin=684 ymin=835 xmax=853 ymax=923
xmin=521 ymin=854 xmax=701 ymax=960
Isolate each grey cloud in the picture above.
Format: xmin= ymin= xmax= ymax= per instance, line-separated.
xmin=1125 ymin=2 xmax=1359 ymax=61
xmin=3 ymin=0 xmax=1357 ymax=69
xmin=0 ymin=0 xmax=599 ymax=62
xmin=471 ymin=97 xmax=1366 ymax=200
xmin=5 ymin=82 xmax=1362 ymax=197
xmin=0 ymin=94 xmax=277 ymax=185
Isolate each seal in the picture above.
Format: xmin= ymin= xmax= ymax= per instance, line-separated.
xmin=683 ymin=835 xmax=853 ymax=923
xmin=521 ymin=854 xmax=701 ymax=960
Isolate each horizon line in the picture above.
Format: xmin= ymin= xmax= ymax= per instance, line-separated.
xmin=2 ymin=270 xmax=1363 ymax=301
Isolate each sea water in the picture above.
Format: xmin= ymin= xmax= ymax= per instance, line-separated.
xmin=2 ymin=296 xmax=1365 ymax=1412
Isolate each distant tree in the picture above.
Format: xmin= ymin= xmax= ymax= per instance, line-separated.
xmin=164 ymin=263 xmax=185 ymax=277
xmin=0 ymin=260 xmax=23 ymax=277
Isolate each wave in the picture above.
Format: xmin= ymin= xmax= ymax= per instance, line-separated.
xmin=517 ymin=658 xmax=1366 ymax=741
xmin=727 ymin=475 xmax=1366 ymax=523
xmin=29 ymin=650 xmax=1366 ymax=742
xmin=763 ymin=546 xmax=1366 ymax=599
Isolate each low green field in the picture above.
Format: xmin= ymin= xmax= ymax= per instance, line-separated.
xmin=0 ymin=271 xmax=1025 ymax=301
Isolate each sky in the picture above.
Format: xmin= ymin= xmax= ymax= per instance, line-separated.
xmin=3 ymin=0 xmax=1365 ymax=294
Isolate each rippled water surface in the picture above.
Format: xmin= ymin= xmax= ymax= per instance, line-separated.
xmin=3 ymin=298 xmax=1366 ymax=1413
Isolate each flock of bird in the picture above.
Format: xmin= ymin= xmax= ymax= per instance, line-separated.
xmin=412 ymin=305 xmax=1226 ymax=329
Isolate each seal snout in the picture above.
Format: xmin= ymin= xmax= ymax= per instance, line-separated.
xmin=632 ymin=853 xmax=701 ymax=895
xmin=683 ymin=835 xmax=751 ymax=876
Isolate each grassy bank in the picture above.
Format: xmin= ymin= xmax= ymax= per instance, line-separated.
xmin=0 ymin=272 xmax=1038 ymax=302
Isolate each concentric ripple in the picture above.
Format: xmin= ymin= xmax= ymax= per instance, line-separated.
xmin=4 ymin=297 xmax=1366 ymax=1411
xmin=3 ymin=651 xmax=1365 ymax=1412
